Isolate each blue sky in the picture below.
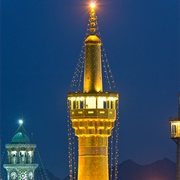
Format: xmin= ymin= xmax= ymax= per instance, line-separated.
xmin=1 ymin=0 xmax=179 ymax=178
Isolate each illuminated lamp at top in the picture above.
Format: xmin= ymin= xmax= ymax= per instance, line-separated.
xmin=19 ymin=119 xmax=23 ymax=126
xmin=90 ymin=2 xmax=96 ymax=9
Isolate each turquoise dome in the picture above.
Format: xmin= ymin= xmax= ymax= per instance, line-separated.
xmin=12 ymin=130 xmax=30 ymax=144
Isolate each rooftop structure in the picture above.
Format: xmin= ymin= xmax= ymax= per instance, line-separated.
xmin=3 ymin=120 xmax=38 ymax=180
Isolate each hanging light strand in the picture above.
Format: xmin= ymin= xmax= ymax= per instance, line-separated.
xmin=77 ymin=51 xmax=85 ymax=92
xmin=35 ymin=148 xmax=49 ymax=180
xmin=109 ymin=128 xmax=114 ymax=180
xmin=34 ymin=151 xmax=43 ymax=180
xmin=114 ymin=100 xmax=120 ymax=180
xmin=72 ymin=123 xmax=77 ymax=179
xmin=67 ymin=100 xmax=73 ymax=180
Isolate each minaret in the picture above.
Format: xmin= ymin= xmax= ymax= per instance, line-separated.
xmin=3 ymin=120 xmax=38 ymax=180
xmin=170 ymin=94 xmax=180 ymax=180
xmin=68 ymin=3 xmax=119 ymax=180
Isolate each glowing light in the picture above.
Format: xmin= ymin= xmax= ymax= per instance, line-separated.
xmin=90 ymin=2 xmax=96 ymax=9
xmin=19 ymin=119 xmax=23 ymax=125
xmin=86 ymin=97 xmax=96 ymax=108
xmin=108 ymin=97 xmax=118 ymax=101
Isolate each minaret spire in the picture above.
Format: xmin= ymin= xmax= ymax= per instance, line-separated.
xmin=89 ymin=3 xmax=97 ymax=34
xmin=84 ymin=3 xmax=102 ymax=93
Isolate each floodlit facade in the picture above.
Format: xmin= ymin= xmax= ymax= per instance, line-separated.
xmin=3 ymin=121 xmax=38 ymax=180
xmin=68 ymin=4 xmax=119 ymax=180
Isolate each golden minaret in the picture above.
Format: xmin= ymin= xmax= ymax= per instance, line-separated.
xmin=68 ymin=3 xmax=119 ymax=180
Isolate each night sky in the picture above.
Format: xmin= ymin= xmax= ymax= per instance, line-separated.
xmin=1 ymin=0 xmax=179 ymax=179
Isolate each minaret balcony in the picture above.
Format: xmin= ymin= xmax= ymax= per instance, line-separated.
xmin=68 ymin=92 xmax=118 ymax=117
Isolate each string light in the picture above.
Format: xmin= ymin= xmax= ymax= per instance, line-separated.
xmin=67 ymin=100 xmax=73 ymax=180
xmin=114 ymin=101 xmax=120 ymax=179
xmin=32 ymin=148 xmax=48 ymax=180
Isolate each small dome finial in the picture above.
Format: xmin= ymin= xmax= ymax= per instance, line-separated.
xmin=89 ymin=2 xmax=97 ymax=34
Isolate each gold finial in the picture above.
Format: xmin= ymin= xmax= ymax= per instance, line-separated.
xmin=89 ymin=2 xmax=97 ymax=34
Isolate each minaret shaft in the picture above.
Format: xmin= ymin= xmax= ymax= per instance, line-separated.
xmin=84 ymin=40 xmax=103 ymax=93
xmin=78 ymin=136 xmax=108 ymax=180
